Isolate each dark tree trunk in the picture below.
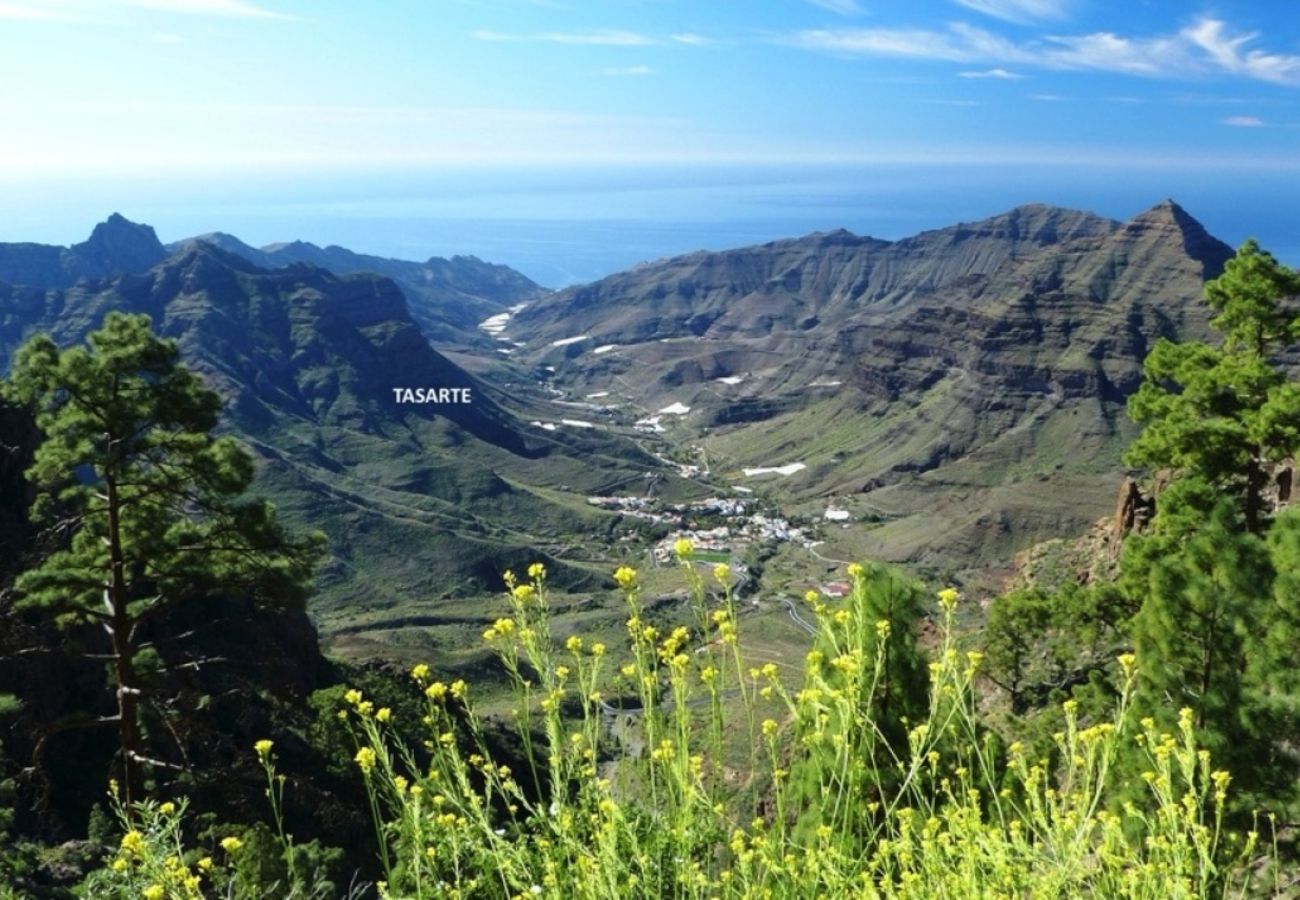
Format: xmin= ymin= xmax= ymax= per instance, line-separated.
xmin=105 ymin=474 xmax=142 ymax=809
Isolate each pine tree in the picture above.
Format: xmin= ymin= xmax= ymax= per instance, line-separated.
xmin=848 ymin=562 xmax=928 ymax=745
xmin=2 ymin=312 xmax=319 ymax=808
xmin=1122 ymin=240 xmax=1300 ymax=811
xmin=1128 ymin=503 xmax=1270 ymax=760
xmin=1126 ymin=240 xmax=1300 ymax=534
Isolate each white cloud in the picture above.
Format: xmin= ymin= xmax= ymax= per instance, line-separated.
xmin=124 ymin=0 xmax=290 ymax=18
xmin=790 ymin=23 xmax=1029 ymax=63
xmin=1183 ymin=19 xmax=1300 ymax=85
xmin=603 ymin=65 xmax=653 ymax=77
xmin=805 ymin=0 xmax=864 ymax=15
xmin=952 ymin=0 xmax=1069 ymax=25
xmin=472 ymin=28 xmax=656 ymax=46
xmin=671 ymin=32 xmax=713 ymax=46
xmin=959 ymin=67 xmax=1022 ymax=78
xmin=791 ymin=16 xmax=1300 ymax=85
xmin=1223 ymin=115 xmax=1265 ymax=127
xmin=1043 ymin=30 xmax=1192 ymax=76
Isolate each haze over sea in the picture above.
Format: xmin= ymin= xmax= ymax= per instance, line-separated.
xmin=8 ymin=163 xmax=1298 ymax=288
xmin=6 ymin=1 xmax=1300 ymax=287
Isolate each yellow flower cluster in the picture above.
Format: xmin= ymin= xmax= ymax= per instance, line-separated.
xmin=613 ymin=565 xmax=638 ymax=589
xmin=355 ymin=747 xmax=377 ymax=775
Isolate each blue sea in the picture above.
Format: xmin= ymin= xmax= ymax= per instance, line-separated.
xmin=6 ymin=164 xmax=1299 ymax=287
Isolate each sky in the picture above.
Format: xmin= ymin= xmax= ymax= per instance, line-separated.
xmin=1 ymin=0 xmax=1298 ymax=282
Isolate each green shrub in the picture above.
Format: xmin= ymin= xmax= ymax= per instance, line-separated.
xmin=77 ymin=552 xmax=1272 ymax=898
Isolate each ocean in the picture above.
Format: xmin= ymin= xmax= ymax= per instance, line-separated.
xmin=5 ymin=163 xmax=1298 ymax=287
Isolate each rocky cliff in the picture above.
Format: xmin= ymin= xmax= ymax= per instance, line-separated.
xmin=495 ymin=201 xmax=1235 ymax=580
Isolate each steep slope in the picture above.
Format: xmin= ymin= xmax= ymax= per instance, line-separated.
xmin=0 ymin=213 xmax=165 ymax=288
xmin=0 ymin=244 xmax=673 ymax=617
xmin=512 ymin=205 xmax=1116 ymax=343
xmin=499 ymin=201 xmax=1234 ymax=581
xmin=173 ymin=232 xmax=548 ymax=347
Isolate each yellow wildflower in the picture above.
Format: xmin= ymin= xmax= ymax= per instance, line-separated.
xmin=254 ymin=739 xmax=274 ymax=758
xmin=355 ymin=747 xmax=377 ymax=775
xmin=220 ymin=836 xmax=243 ymax=853
xmin=613 ymin=566 xmax=637 ymax=589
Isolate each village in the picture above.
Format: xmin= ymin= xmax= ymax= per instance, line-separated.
xmin=585 ymin=492 xmax=815 ymax=565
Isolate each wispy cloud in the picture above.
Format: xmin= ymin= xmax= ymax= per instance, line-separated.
xmin=1223 ymin=115 xmax=1265 ymax=127
xmin=124 ymin=0 xmax=291 ymax=18
xmin=790 ymin=17 xmax=1300 ymax=85
xmin=804 ymin=0 xmax=864 ymax=15
xmin=671 ymin=33 xmax=714 ymax=46
xmin=789 ymin=23 xmax=1029 ymax=64
xmin=602 ymin=65 xmax=653 ymax=77
xmin=1183 ymin=19 xmax=1300 ymax=86
xmin=952 ymin=0 xmax=1070 ymax=26
xmin=959 ymin=67 xmax=1022 ymax=78
xmin=473 ymin=28 xmax=656 ymax=46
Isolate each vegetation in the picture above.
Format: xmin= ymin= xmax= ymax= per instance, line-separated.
xmin=2 ymin=312 xmax=319 ymax=807
xmin=983 ymin=239 xmax=1300 ymax=823
xmin=2 ymin=235 xmax=1299 ymax=895
xmin=64 ymin=556 xmax=1270 ymax=898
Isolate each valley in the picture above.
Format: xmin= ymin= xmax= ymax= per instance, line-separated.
xmin=0 ymin=200 xmax=1234 ymax=656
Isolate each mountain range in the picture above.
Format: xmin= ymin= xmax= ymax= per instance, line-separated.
xmin=0 ymin=201 xmax=1241 ymax=622
xmin=0 ymin=220 xmax=678 ymax=634
xmin=497 ymin=201 xmax=1233 ymax=581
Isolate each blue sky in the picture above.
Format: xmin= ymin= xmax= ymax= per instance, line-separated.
xmin=1 ymin=0 xmax=1298 ymax=279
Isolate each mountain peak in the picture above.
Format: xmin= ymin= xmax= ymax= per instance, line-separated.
xmin=1121 ymin=200 xmax=1231 ymax=275
xmin=73 ymin=213 xmax=166 ymax=274
xmin=1127 ymin=199 xmax=1205 ymax=233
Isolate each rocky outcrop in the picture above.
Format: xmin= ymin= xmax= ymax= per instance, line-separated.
xmin=172 ymin=231 xmax=548 ymax=347
xmin=0 ymin=213 xmax=165 ymax=289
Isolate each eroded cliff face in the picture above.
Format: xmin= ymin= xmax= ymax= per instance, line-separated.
xmin=494 ymin=201 xmax=1234 ymax=578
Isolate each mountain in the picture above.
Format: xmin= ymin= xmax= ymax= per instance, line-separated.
xmin=0 ymin=241 xmax=677 ymax=628
xmin=0 ymin=213 xmax=165 ymax=288
xmin=171 ymin=232 xmax=548 ymax=347
xmin=497 ymin=201 xmax=1235 ymax=582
